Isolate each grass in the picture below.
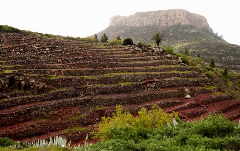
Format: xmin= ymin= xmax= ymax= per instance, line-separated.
xmin=90 ymin=105 xmax=104 ymax=112
xmin=119 ymin=82 xmax=133 ymax=85
xmin=205 ymin=85 xmax=216 ymax=90
xmin=82 ymin=71 xmax=194 ymax=79
xmin=2 ymin=70 xmax=18 ymax=73
xmin=46 ymin=75 xmax=62 ymax=79
xmin=80 ymin=75 xmax=95 ymax=79
xmin=69 ymin=114 xmax=85 ymax=120
xmin=61 ymin=126 xmax=88 ymax=134
xmin=29 ymin=74 xmax=40 ymax=76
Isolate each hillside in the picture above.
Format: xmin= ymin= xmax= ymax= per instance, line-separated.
xmin=0 ymin=28 xmax=240 ymax=146
xmin=97 ymin=9 xmax=240 ymax=71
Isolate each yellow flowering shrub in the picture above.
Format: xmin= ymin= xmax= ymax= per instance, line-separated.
xmin=92 ymin=105 xmax=179 ymax=140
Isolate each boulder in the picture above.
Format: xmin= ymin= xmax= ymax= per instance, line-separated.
xmin=185 ymin=94 xmax=191 ymax=99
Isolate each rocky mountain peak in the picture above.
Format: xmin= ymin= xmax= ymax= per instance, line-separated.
xmin=110 ymin=9 xmax=212 ymax=32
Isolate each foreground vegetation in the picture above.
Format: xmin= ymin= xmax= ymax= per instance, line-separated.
xmin=1 ymin=106 xmax=239 ymax=151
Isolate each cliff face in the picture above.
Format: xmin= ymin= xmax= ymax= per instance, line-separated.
xmin=109 ymin=9 xmax=212 ymax=32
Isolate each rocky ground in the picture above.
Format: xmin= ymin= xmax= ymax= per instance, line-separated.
xmin=0 ymin=32 xmax=239 ymax=145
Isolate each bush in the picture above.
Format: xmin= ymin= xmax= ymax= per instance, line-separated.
xmin=190 ymin=114 xmax=236 ymax=138
xmin=210 ymin=59 xmax=216 ymax=68
xmin=206 ymin=70 xmax=215 ymax=79
xmin=123 ymin=38 xmax=133 ymax=46
xmin=137 ymin=42 xmax=144 ymax=48
xmin=88 ymin=114 xmax=240 ymax=151
xmin=164 ymin=47 xmax=175 ymax=55
xmin=108 ymin=39 xmax=122 ymax=46
xmin=223 ymin=67 xmax=228 ymax=76
xmin=80 ymin=36 xmax=99 ymax=43
xmin=0 ymin=137 xmax=15 ymax=147
xmin=92 ymin=105 xmax=179 ymax=140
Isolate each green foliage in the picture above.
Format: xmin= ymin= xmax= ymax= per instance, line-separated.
xmin=101 ymin=33 xmax=108 ymax=43
xmin=92 ymin=105 xmax=179 ymax=141
xmin=189 ymin=114 xmax=236 ymax=138
xmin=46 ymin=75 xmax=61 ymax=79
xmin=206 ymin=70 xmax=215 ymax=79
xmin=223 ymin=67 xmax=228 ymax=76
xmin=61 ymin=126 xmax=87 ymax=134
xmin=94 ymin=34 xmax=99 ymax=42
xmin=210 ymin=59 xmax=215 ymax=68
xmin=164 ymin=47 xmax=175 ymax=55
xmin=88 ymin=114 xmax=240 ymax=151
xmin=80 ymin=36 xmax=99 ymax=43
xmin=123 ymin=38 xmax=133 ymax=45
xmin=176 ymin=53 xmax=193 ymax=66
xmin=137 ymin=42 xmax=143 ymax=48
xmin=152 ymin=32 xmax=162 ymax=47
xmin=116 ymin=35 xmax=121 ymax=40
xmin=108 ymin=39 xmax=122 ymax=46
xmin=184 ymin=48 xmax=189 ymax=56
xmin=0 ymin=137 xmax=15 ymax=147
xmin=197 ymin=51 xmax=201 ymax=58
xmin=0 ymin=25 xmax=20 ymax=33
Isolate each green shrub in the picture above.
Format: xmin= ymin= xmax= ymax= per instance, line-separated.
xmin=210 ymin=59 xmax=216 ymax=68
xmin=88 ymin=112 xmax=240 ymax=151
xmin=206 ymin=70 xmax=215 ymax=79
xmin=123 ymin=38 xmax=133 ymax=45
xmin=108 ymin=39 xmax=122 ymax=46
xmin=223 ymin=67 xmax=228 ymax=76
xmin=0 ymin=137 xmax=15 ymax=147
xmin=92 ymin=105 xmax=178 ymax=140
xmin=80 ymin=36 xmax=99 ymax=43
xmin=190 ymin=114 xmax=236 ymax=138
xmin=184 ymin=48 xmax=189 ymax=56
xmin=137 ymin=42 xmax=144 ymax=48
xmin=164 ymin=47 xmax=175 ymax=55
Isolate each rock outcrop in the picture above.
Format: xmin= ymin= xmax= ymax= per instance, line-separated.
xmin=109 ymin=9 xmax=212 ymax=32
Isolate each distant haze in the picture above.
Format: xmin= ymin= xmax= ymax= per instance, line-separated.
xmin=0 ymin=0 xmax=240 ymax=45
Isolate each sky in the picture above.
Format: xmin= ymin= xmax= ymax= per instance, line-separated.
xmin=0 ymin=0 xmax=240 ymax=45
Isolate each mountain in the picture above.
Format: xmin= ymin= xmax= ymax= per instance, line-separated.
xmin=97 ymin=9 xmax=240 ymax=71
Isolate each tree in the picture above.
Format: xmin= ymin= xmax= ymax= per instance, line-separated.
xmin=184 ymin=48 xmax=189 ymax=56
xmin=116 ymin=35 xmax=121 ymax=40
xmin=210 ymin=59 xmax=215 ymax=68
xmin=197 ymin=51 xmax=200 ymax=58
xmin=137 ymin=42 xmax=143 ymax=48
xmin=223 ymin=67 xmax=228 ymax=76
xmin=123 ymin=38 xmax=133 ymax=46
xmin=152 ymin=33 xmax=162 ymax=47
xmin=94 ymin=34 xmax=99 ymax=42
xmin=101 ymin=33 xmax=108 ymax=43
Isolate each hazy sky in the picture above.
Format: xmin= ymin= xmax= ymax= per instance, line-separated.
xmin=1 ymin=0 xmax=240 ymax=45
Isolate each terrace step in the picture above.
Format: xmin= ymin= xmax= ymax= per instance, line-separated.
xmin=0 ymin=106 xmax=106 ymax=140
xmin=224 ymin=106 xmax=240 ymax=121
xmin=0 ymin=86 xmax=210 ymax=125
xmin=206 ymin=99 xmax=240 ymax=114
xmin=0 ymin=77 xmax=209 ymax=110
xmin=18 ymin=66 xmax=199 ymax=76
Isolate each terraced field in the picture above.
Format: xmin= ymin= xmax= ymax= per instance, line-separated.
xmin=0 ymin=32 xmax=239 ymax=144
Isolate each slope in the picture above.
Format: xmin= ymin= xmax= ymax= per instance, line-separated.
xmin=0 ymin=30 xmax=239 ymax=145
